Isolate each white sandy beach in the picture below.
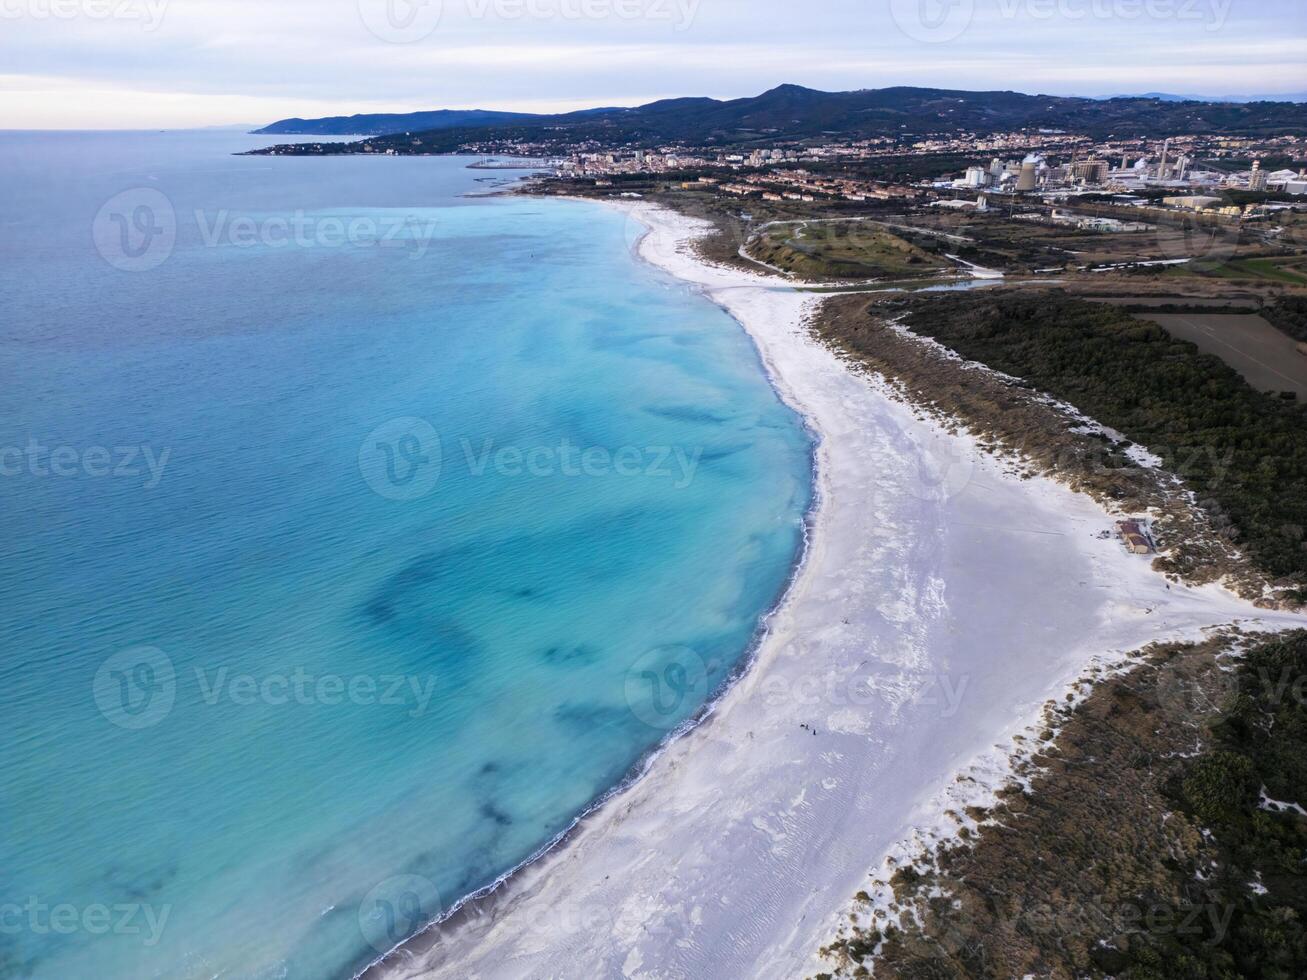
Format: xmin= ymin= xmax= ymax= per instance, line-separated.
xmin=367 ymin=201 xmax=1306 ymax=980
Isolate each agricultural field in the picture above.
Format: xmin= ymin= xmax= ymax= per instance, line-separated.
xmin=1176 ymin=254 xmax=1307 ymax=286
xmin=1138 ymin=312 xmax=1307 ymax=399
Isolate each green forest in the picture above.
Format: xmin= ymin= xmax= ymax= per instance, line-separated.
xmin=1148 ymin=632 xmax=1307 ymax=978
xmin=1264 ymin=297 xmax=1307 ymax=344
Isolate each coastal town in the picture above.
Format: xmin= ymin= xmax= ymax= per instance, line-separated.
xmin=311 ymin=129 xmax=1307 ymax=214
xmin=550 ymin=131 xmax=1307 ymax=226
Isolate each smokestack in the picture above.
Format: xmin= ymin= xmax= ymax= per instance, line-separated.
xmin=1017 ymin=160 xmax=1038 ymax=193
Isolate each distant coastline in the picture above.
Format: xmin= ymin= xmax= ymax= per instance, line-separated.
xmin=244 ymin=85 xmax=1307 ymax=155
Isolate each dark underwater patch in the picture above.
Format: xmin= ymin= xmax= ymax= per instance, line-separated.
xmin=101 ymin=859 xmax=178 ymax=902
xmin=479 ymin=802 xmax=513 ymax=827
xmin=698 ymin=443 xmax=753 ymax=463
xmin=540 ymin=644 xmax=600 ymax=667
xmin=643 ymin=404 xmax=733 ymax=425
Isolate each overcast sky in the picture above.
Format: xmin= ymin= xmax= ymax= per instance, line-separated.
xmin=2 ymin=0 xmax=1304 ymax=128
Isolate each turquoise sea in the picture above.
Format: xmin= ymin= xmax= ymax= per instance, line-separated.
xmin=0 ymin=132 xmax=812 ymax=978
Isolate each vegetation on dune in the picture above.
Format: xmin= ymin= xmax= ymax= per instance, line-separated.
xmin=892 ymin=292 xmax=1307 ymax=586
xmin=818 ymin=632 xmax=1307 ymax=980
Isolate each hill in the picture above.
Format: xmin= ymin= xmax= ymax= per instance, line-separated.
xmin=250 ymin=84 xmax=1307 ymax=153
xmin=252 ymin=108 xmax=546 ymax=135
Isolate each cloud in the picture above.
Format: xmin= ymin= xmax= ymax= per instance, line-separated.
xmin=2 ymin=0 xmax=1303 ymax=127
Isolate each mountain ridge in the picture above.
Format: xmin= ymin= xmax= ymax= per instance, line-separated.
xmin=252 ymin=84 xmax=1307 ymax=149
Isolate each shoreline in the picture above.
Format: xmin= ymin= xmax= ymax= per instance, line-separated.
xmin=364 ymin=198 xmax=1305 ymax=980
xmin=354 ymin=194 xmax=829 ymax=980
xmin=352 ymin=188 xmax=826 ymax=980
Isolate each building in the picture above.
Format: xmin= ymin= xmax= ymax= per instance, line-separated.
xmin=964 ymin=166 xmax=991 ymax=188
xmin=1116 ymin=520 xmax=1153 ymax=555
xmin=1071 ymin=158 xmax=1110 ymax=185
xmin=1163 ymin=195 xmax=1223 ymax=210
xmin=1249 ymin=160 xmax=1268 ymax=192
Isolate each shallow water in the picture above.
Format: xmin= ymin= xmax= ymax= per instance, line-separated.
xmin=0 ymin=132 xmax=812 ymax=978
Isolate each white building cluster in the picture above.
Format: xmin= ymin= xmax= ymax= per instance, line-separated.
xmin=932 ymin=136 xmax=1307 ymax=209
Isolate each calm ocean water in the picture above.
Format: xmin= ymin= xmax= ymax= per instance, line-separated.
xmin=0 ymin=132 xmax=812 ymax=978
